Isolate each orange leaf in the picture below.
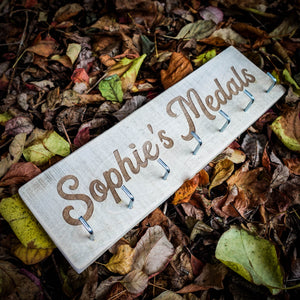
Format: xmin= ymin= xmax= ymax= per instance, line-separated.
xmin=160 ymin=52 xmax=193 ymax=90
xmin=198 ymin=169 xmax=209 ymax=186
xmin=26 ymin=40 xmax=58 ymax=57
xmin=173 ymin=174 xmax=199 ymax=205
xmin=283 ymin=158 xmax=300 ymax=175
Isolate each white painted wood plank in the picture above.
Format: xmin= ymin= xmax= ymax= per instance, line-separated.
xmin=19 ymin=46 xmax=285 ymax=273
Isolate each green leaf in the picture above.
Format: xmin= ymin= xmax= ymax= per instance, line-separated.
xmin=99 ymin=74 xmax=123 ymax=102
xmin=23 ymin=131 xmax=70 ymax=166
xmin=121 ymin=54 xmax=147 ymax=92
xmin=193 ymin=49 xmax=217 ymax=67
xmin=43 ymin=131 xmax=70 ymax=157
xmin=175 ymin=20 xmax=216 ymax=40
xmin=215 ymin=226 xmax=284 ymax=294
xmin=141 ymin=35 xmax=154 ymax=55
xmin=0 ymin=112 xmax=13 ymax=125
xmin=282 ymin=69 xmax=300 ymax=95
xmin=0 ymin=194 xmax=55 ymax=249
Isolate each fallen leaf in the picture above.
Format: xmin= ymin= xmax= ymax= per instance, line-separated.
xmin=210 ymin=28 xmax=248 ymax=45
xmin=71 ymin=68 xmax=89 ymax=84
xmin=26 ymin=39 xmax=58 ymax=57
xmin=105 ymin=282 xmax=134 ymax=300
xmin=105 ymin=244 xmax=134 ymax=275
xmin=0 ymin=133 xmax=27 ymax=178
xmin=12 ymin=242 xmax=53 ymax=265
xmin=60 ymin=90 xmax=105 ymax=107
xmin=54 ymin=3 xmax=84 ymax=23
xmin=66 ymin=43 xmax=81 ymax=64
xmin=112 ymin=95 xmax=147 ymax=121
xmin=51 ymin=54 xmax=73 ymax=69
xmin=79 ymin=265 xmax=98 ymax=300
xmin=175 ymin=20 xmax=216 ymax=40
xmin=181 ymin=203 xmax=204 ymax=220
xmin=0 ymin=194 xmax=55 ymax=249
xmin=172 ymin=173 xmax=199 ymax=205
xmin=0 ymin=162 xmax=40 ymax=186
xmin=5 ymin=116 xmax=34 ymax=136
xmin=283 ymin=158 xmax=300 ymax=175
xmin=270 ymin=14 xmax=299 ymax=38
xmin=241 ymin=133 xmax=267 ymax=167
xmin=0 ymin=112 xmax=13 ymax=125
xmin=132 ymin=225 xmax=174 ymax=276
xmin=270 ymin=164 xmax=290 ymax=189
xmin=209 ymin=159 xmax=234 ymax=194
xmin=199 ymin=6 xmax=224 ymax=24
xmin=190 ymin=220 xmax=214 ymax=241
xmin=177 ymin=263 xmax=228 ymax=293
xmin=153 ymin=291 xmax=184 ymax=299
xmin=74 ymin=127 xmax=90 ymax=147
xmin=215 ymin=226 xmax=284 ymax=294
xmin=212 ymin=147 xmax=246 ymax=164
xmin=271 ymin=104 xmax=300 ymax=152
xmin=95 ymin=276 xmax=123 ymax=300
xmin=0 ymin=260 xmax=40 ymax=299
xmin=23 ymin=131 xmax=70 ymax=166
xmin=227 ymin=161 xmax=271 ymax=204
xmin=282 ymin=69 xmax=300 ymax=95
xmin=161 ymin=52 xmax=193 ymax=90
xmin=232 ymin=22 xmax=268 ymax=39
xmin=99 ymin=74 xmax=123 ymax=102
xmin=193 ymin=49 xmax=217 ymax=67
xmin=121 ymin=270 xmax=148 ymax=294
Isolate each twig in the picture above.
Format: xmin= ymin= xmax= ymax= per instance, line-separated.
xmin=148 ymin=282 xmax=168 ymax=291
xmin=85 ymin=73 xmax=106 ymax=94
xmin=107 ymin=290 xmax=127 ymax=300
xmin=7 ymin=10 xmax=29 ymax=95
xmin=61 ymin=123 xmax=72 ymax=148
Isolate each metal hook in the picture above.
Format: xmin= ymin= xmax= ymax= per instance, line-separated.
xmin=121 ymin=185 xmax=134 ymax=209
xmin=191 ymin=131 xmax=202 ymax=155
xmin=243 ymin=90 xmax=255 ymax=112
xmin=157 ymin=158 xmax=170 ymax=180
xmin=266 ymin=72 xmax=276 ymax=93
xmin=218 ymin=110 xmax=230 ymax=132
xmin=78 ymin=216 xmax=95 ymax=241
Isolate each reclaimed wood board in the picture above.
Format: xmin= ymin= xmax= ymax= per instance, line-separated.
xmin=19 ymin=46 xmax=285 ymax=273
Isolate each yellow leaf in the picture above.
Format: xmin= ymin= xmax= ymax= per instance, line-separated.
xmin=105 ymin=244 xmax=134 ymax=275
xmin=209 ymin=159 xmax=234 ymax=194
xmin=13 ymin=242 xmax=53 ymax=265
xmin=0 ymin=194 xmax=55 ymax=249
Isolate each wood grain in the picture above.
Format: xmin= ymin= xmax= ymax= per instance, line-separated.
xmin=19 ymin=46 xmax=285 ymax=273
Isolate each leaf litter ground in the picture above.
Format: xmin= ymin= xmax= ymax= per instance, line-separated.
xmin=0 ymin=0 xmax=300 ymax=299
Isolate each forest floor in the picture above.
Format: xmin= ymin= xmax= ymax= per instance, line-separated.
xmin=0 ymin=0 xmax=299 ymax=299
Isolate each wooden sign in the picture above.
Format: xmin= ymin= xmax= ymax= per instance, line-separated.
xmin=19 ymin=46 xmax=285 ymax=273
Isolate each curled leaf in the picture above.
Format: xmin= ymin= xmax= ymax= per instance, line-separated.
xmin=209 ymin=159 xmax=234 ymax=194
xmin=161 ymin=52 xmax=193 ymax=90
xmin=193 ymin=49 xmax=217 ymax=67
xmin=216 ymin=226 xmax=284 ymax=294
xmin=105 ymin=244 xmax=134 ymax=275
xmin=0 ymin=194 xmax=55 ymax=249
xmin=271 ymin=104 xmax=300 ymax=152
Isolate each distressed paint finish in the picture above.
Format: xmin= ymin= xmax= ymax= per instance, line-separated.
xmin=19 ymin=47 xmax=285 ymax=273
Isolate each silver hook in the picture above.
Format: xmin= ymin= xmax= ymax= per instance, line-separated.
xmin=266 ymin=72 xmax=276 ymax=93
xmin=218 ymin=110 xmax=230 ymax=132
xmin=191 ymin=131 xmax=202 ymax=155
xmin=243 ymin=90 xmax=254 ymax=112
xmin=157 ymin=158 xmax=170 ymax=180
xmin=121 ymin=185 xmax=134 ymax=209
xmin=78 ymin=216 xmax=95 ymax=241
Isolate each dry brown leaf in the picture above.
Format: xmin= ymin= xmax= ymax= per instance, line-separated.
xmin=105 ymin=282 xmax=134 ymax=300
xmin=198 ymin=169 xmax=210 ymax=185
xmin=132 ymin=225 xmax=174 ymax=276
xmin=79 ymin=265 xmax=98 ymax=300
xmin=177 ymin=263 xmax=228 ymax=293
xmin=232 ymin=22 xmax=268 ymax=39
xmin=0 ymin=162 xmax=40 ymax=186
xmin=54 ymin=3 xmax=84 ymax=23
xmin=173 ymin=173 xmax=199 ymax=205
xmin=283 ymin=158 xmax=300 ymax=175
xmin=105 ymin=244 xmax=134 ymax=275
xmin=160 ymin=52 xmax=193 ymax=90
xmin=213 ymin=148 xmax=246 ymax=164
xmin=12 ymin=242 xmax=53 ymax=265
xmin=121 ymin=270 xmax=148 ymax=294
xmin=227 ymin=161 xmax=271 ymax=204
xmin=26 ymin=40 xmax=58 ymax=57
xmin=209 ymin=159 xmax=234 ymax=194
